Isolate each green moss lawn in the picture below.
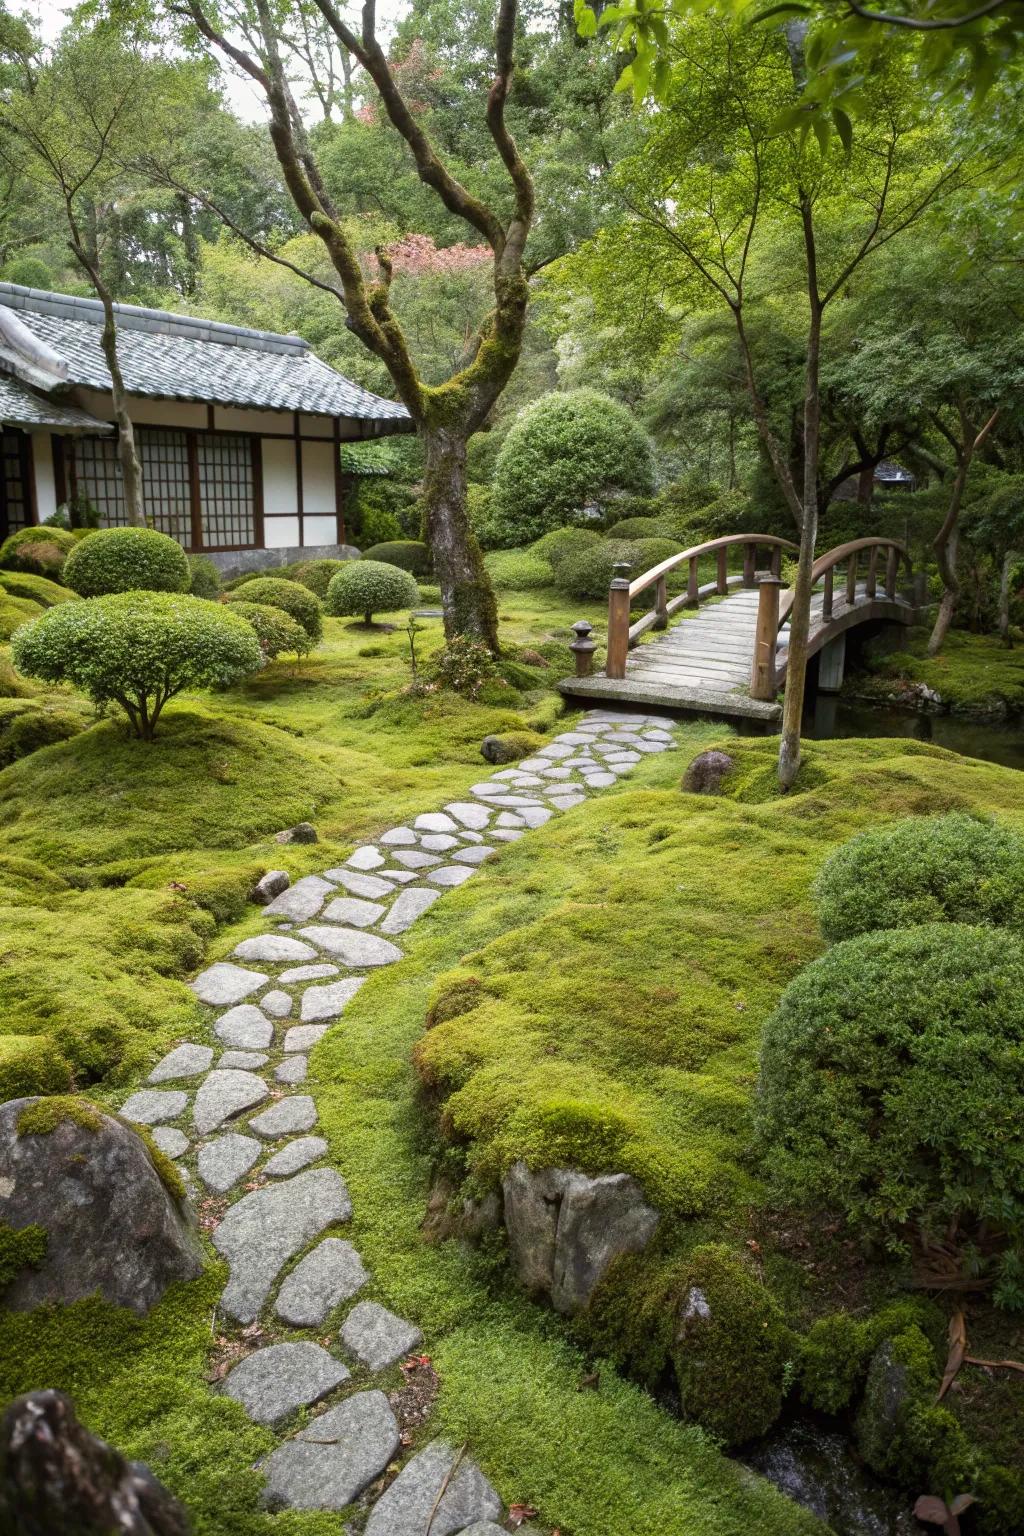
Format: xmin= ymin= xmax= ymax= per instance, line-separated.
xmin=853 ymin=627 xmax=1024 ymax=715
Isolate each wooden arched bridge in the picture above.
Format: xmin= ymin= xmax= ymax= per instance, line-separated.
xmin=560 ymin=533 xmax=920 ymax=723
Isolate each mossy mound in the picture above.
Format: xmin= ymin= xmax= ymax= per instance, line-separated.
xmin=0 ymin=525 xmax=76 ymax=580
xmin=0 ymin=570 xmax=77 ymax=608
xmin=0 ymin=698 xmax=90 ymax=767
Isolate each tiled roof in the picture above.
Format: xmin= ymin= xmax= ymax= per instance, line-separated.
xmin=0 ymin=372 xmax=113 ymax=433
xmin=0 ymin=284 xmax=413 ymax=431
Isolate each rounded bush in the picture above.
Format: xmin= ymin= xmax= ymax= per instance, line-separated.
xmin=814 ymin=812 xmax=1024 ymax=943
xmin=326 ymin=560 xmax=419 ymax=624
xmin=362 ymin=541 xmax=431 ymax=577
xmin=227 ymin=576 xmax=323 ymax=644
xmin=554 ymin=539 xmax=642 ymax=600
xmin=64 ymin=527 xmax=190 ymax=597
xmin=483 ymin=549 xmax=553 ymax=591
xmin=491 ymin=389 xmax=656 ymax=547
xmin=188 ymin=554 xmax=221 ymax=600
xmin=530 ymin=526 xmax=602 ymax=572
xmin=0 ymin=571 xmax=78 ymax=609
xmin=288 ymin=559 xmax=348 ymax=599
xmin=756 ymin=923 xmax=1024 ymax=1304
xmin=227 ymin=601 xmax=311 ymax=660
xmin=11 ymin=591 xmax=263 ymax=740
xmin=0 ymin=525 xmax=77 ymax=581
xmin=605 ymin=516 xmax=678 ymax=541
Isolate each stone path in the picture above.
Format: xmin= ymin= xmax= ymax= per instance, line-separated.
xmin=119 ymin=710 xmax=679 ymax=1530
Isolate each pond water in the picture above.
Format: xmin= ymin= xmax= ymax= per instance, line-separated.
xmin=803 ymin=693 xmax=1024 ymax=772
xmin=741 ymin=1420 xmax=923 ymax=1535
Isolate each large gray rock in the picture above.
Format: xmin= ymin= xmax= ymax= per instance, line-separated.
xmin=275 ymin=1238 xmax=368 ymax=1325
xmin=223 ymin=1341 xmax=349 ymax=1424
xmin=251 ymin=869 xmax=290 ymax=905
xmin=273 ymin=822 xmax=318 ymax=845
xmin=212 ymin=1167 xmax=351 ymax=1322
xmin=0 ymin=1098 xmax=202 ymax=1315
xmin=193 ymin=1070 xmax=269 ymax=1137
xmin=364 ymin=1440 xmax=502 ymax=1536
xmin=260 ymin=1390 xmax=399 ymax=1511
xmin=681 ymin=749 xmax=736 ymax=795
xmin=502 ymin=1162 xmax=659 ymax=1314
xmin=341 ymin=1300 xmax=422 ymax=1371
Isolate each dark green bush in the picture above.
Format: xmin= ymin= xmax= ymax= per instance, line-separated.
xmin=552 ymin=539 xmax=679 ymax=601
xmin=362 ymin=541 xmax=432 ymax=576
xmin=483 ymin=549 xmax=553 ymax=591
xmin=348 ymin=478 xmax=415 ymax=545
xmin=226 ymin=600 xmax=311 ymax=659
xmin=288 ymin=558 xmax=348 ymax=599
xmin=814 ymin=812 xmax=1024 ymax=943
xmin=64 ymin=527 xmax=190 ymax=598
xmin=490 ymin=388 xmax=656 ymax=547
xmin=0 ymin=525 xmax=77 ymax=581
xmin=12 ymin=592 xmax=263 ymax=740
xmin=187 ymin=555 xmax=221 ymax=600
xmin=605 ymin=516 xmax=679 ymax=542
xmin=227 ymin=576 xmax=323 ymax=644
xmin=530 ymin=527 xmax=602 ymax=572
xmin=757 ymin=923 xmax=1024 ymax=1307
xmin=326 ymin=559 xmax=419 ymax=624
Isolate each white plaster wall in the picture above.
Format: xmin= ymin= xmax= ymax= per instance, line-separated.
xmin=298 ymin=413 xmax=334 ymax=439
xmin=264 ymin=516 xmax=300 ymax=548
xmin=301 ymin=440 xmax=335 ymax=514
xmin=31 ymin=432 xmax=58 ymax=521
xmin=262 ymin=438 xmax=298 ymax=517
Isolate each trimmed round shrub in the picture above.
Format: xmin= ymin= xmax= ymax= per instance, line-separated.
xmin=553 ymin=539 xmax=640 ymax=600
xmin=362 ymin=541 xmax=431 ymax=576
xmin=814 ymin=812 xmax=1024 ymax=943
xmin=605 ymin=515 xmax=678 ymax=542
xmin=188 ymin=554 xmax=221 ymax=599
xmin=64 ymin=527 xmax=190 ymax=597
xmin=227 ymin=576 xmax=323 ymax=644
xmin=11 ymin=591 xmax=263 ymax=740
xmin=288 ymin=559 xmax=348 ymax=599
xmin=227 ymin=600 xmax=311 ymax=660
xmin=0 ymin=525 xmax=77 ymax=581
xmin=483 ymin=549 xmax=553 ymax=591
xmin=491 ymin=389 xmax=656 ymax=547
xmin=756 ymin=923 xmax=1024 ymax=1305
xmin=631 ymin=536 xmax=684 ymax=569
xmin=530 ymin=526 xmax=602 ymax=572
xmin=326 ymin=560 xmax=419 ymax=624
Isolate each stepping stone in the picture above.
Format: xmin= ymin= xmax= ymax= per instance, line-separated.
xmin=300 ymin=976 xmax=367 ymax=1022
xmin=260 ymin=1390 xmax=398 ymax=1512
xmin=148 ymin=1044 xmax=213 ymax=1084
xmin=459 ymin=829 xmax=484 ymax=843
xmin=233 ymin=934 xmax=318 ymax=965
xmin=536 ymin=742 xmax=574 ymax=759
xmin=516 ymin=757 xmax=547 ymax=771
xmin=419 ymin=833 xmax=459 ymax=852
xmin=250 ymin=1095 xmax=317 ymax=1138
xmin=583 ymin=772 xmax=616 ymax=788
xmin=496 ymin=813 xmax=524 ymax=828
xmin=198 ymin=1132 xmax=262 ymax=1193
xmin=219 ymin=1050 xmax=268 ymax=1070
xmin=263 ymin=1136 xmax=328 ymax=1177
xmin=275 ymin=1056 xmax=307 ymax=1085
xmin=489 ymin=829 xmax=524 ymax=842
xmin=322 ymin=896 xmax=386 ymax=927
xmin=549 ymin=795 xmax=585 ymax=810
xmin=347 ymin=845 xmax=385 ymax=870
xmin=275 ymin=1238 xmax=369 ymax=1326
xmin=540 ymin=766 xmax=573 ymax=779
xmin=120 ymin=1089 xmax=187 ymax=1126
xmin=214 ymin=1005 xmax=274 ymax=1050
xmin=444 ymin=802 xmax=491 ymax=830
xmin=450 ymin=846 xmax=496 ymax=866
xmin=193 ymin=1070 xmax=269 ymax=1137
xmin=390 ymin=849 xmax=441 ymax=869
xmin=470 ymin=782 xmax=507 ymax=796
xmin=377 ymin=868 xmax=417 ymax=883
xmin=517 ymin=807 xmax=552 ymax=828
xmin=151 ymin=1126 xmax=188 ymax=1158
xmin=380 ymin=887 xmax=442 ymax=935
xmin=380 ymin=826 xmax=416 ymax=845
xmin=414 ymin=812 xmax=457 ymax=833
xmin=553 ymin=731 xmax=592 ymax=745
xmin=213 ymin=1167 xmax=352 ymax=1322
xmin=364 ymin=1439 xmax=502 ymax=1536
xmin=260 ymin=989 xmax=293 ymax=1018
xmin=298 ymin=929 xmax=403 ymax=967
xmin=280 ymin=963 xmax=339 ymax=983
xmin=223 ymin=1341 xmax=349 ymax=1425
xmin=426 ymin=865 xmax=475 ymax=888
xmin=285 ymin=1024 xmax=329 ymax=1051
xmin=478 ymin=794 xmax=541 ymax=807
xmin=341 ymin=1301 xmax=422 ymax=1371
xmin=263 ymin=876 xmax=336 ymax=921
xmin=192 ymin=963 xmax=268 ymax=1007
xmin=334 ymin=871 xmax=394 ymax=900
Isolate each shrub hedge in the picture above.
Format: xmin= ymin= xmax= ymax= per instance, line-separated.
xmin=226 ymin=600 xmax=311 ymax=659
xmin=187 ymin=555 xmax=221 ymax=600
xmin=288 ymin=558 xmax=348 ymax=599
xmin=64 ymin=527 xmax=190 ymax=598
xmin=326 ymin=559 xmax=419 ymax=624
xmin=0 ymin=525 xmax=77 ymax=581
xmin=362 ymin=540 xmax=432 ymax=576
xmin=483 ymin=549 xmax=553 ymax=591
xmin=530 ymin=526 xmax=602 ymax=572
xmin=226 ymin=576 xmax=323 ymax=644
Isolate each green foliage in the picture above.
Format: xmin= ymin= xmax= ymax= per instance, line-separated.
xmin=349 ymin=478 xmax=413 ymax=546
xmin=814 ymin=812 xmax=1024 ymax=943
xmin=0 ymin=570 xmax=78 ymax=608
xmin=63 ymin=527 xmax=191 ymax=598
xmin=0 ymin=525 xmax=77 ymax=580
xmin=12 ymin=593 xmax=263 ymax=740
xmin=428 ymin=635 xmax=498 ymax=699
xmin=0 ymin=700 xmax=89 ymax=767
xmin=0 ymin=593 xmax=46 ymax=640
xmin=491 ymin=389 xmax=656 ymax=547
xmin=326 ymin=559 xmax=419 ymax=623
xmin=530 ymin=527 xmax=603 ymax=572
xmin=483 ymin=549 xmax=554 ymax=591
xmin=860 ymin=629 xmax=1024 ymax=717
xmin=605 ymin=515 xmax=678 ymax=541
xmin=797 ymin=1300 xmax=937 ymax=1415
xmin=757 ymin=923 xmax=1024 ymax=1305
xmin=17 ymin=1095 xmax=104 ymax=1136
xmin=0 ymin=1223 xmax=46 ymax=1295
xmin=363 ymin=540 xmax=432 ymax=576
xmin=552 ymin=538 xmax=681 ymax=600
xmin=226 ymin=600 xmax=311 ymax=660
xmin=226 ymin=576 xmax=323 ymax=644
xmin=287 ymin=558 xmax=348 ymax=599
xmin=0 ymin=1034 xmax=72 ymax=1101
xmin=187 ymin=554 xmax=221 ymax=599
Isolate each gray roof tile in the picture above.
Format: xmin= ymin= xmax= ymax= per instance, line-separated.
xmin=0 ymin=372 xmax=113 ymax=432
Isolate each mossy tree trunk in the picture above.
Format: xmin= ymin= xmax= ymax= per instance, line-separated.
xmin=422 ymin=425 xmax=498 ymax=647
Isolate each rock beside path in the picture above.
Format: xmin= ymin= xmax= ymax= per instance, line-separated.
xmin=251 ymin=869 xmax=290 ymax=904
xmin=681 ymin=749 xmax=735 ymax=795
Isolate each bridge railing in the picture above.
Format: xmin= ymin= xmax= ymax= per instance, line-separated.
xmin=750 ymin=537 xmax=914 ymax=700
xmin=605 ymin=533 xmax=799 ymax=680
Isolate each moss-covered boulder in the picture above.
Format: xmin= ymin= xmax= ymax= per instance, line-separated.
xmin=480 ymin=730 xmax=544 ymax=765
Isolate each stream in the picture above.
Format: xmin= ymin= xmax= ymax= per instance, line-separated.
xmin=804 ymin=692 xmax=1024 ymax=771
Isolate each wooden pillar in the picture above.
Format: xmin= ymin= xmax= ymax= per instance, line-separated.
xmin=606 ymin=562 xmax=632 ymax=680
xmin=845 ymin=552 xmax=859 ymax=606
xmin=750 ymin=575 xmax=784 ymax=701
xmin=866 ymin=544 xmax=879 ymax=599
xmin=686 ymin=556 xmax=699 ymax=606
xmin=570 ymin=619 xmax=596 ymax=677
xmin=822 ymin=566 xmax=834 ymax=620
xmin=818 ymin=632 xmax=846 ymax=693
xmin=885 ymin=545 xmax=898 ymax=599
xmin=769 ymin=544 xmax=782 ymax=577
xmin=654 ymin=575 xmax=669 ymax=630
xmin=742 ymin=542 xmax=756 ymax=588
xmin=716 ymin=545 xmax=728 ymax=595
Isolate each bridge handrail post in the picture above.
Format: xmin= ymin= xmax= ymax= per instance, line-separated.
xmin=750 ymin=573 xmax=785 ymax=701
xmin=686 ymin=556 xmax=699 ymax=606
xmin=769 ymin=544 xmax=782 ymax=578
xmin=885 ymin=545 xmax=898 ymax=599
xmin=845 ymin=552 xmax=859 ymax=606
xmin=654 ymin=575 xmax=669 ymax=629
xmin=606 ymin=563 xmax=632 ymax=680
xmin=822 ymin=567 xmax=834 ymax=621
xmin=716 ymin=546 xmax=729 ymax=595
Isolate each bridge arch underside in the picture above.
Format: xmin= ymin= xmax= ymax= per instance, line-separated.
xmin=777 ymin=597 xmax=915 ymax=683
